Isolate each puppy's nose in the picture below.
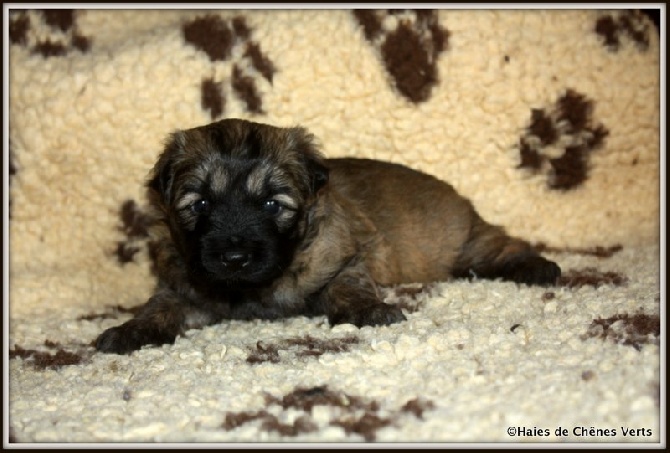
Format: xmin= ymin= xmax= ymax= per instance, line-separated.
xmin=221 ymin=250 xmax=252 ymax=269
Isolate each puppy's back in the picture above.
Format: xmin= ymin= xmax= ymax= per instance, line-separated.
xmin=326 ymin=158 xmax=476 ymax=284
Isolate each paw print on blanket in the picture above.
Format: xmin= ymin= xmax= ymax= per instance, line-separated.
xmin=223 ymin=385 xmax=436 ymax=441
xmin=353 ymin=10 xmax=450 ymax=104
xmin=516 ymin=88 xmax=609 ymax=190
xmin=8 ymin=9 xmax=91 ymax=57
xmin=8 ymin=143 xmax=16 ymax=219
xmin=595 ymin=10 xmax=651 ymax=51
xmin=112 ymin=199 xmax=156 ymax=267
xmin=182 ymin=15 xmax=276 ymax=118
xmin=582 ymin=312 xmax=659 ymax=350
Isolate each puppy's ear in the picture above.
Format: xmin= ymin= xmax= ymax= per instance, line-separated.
xmin=288 ymin=127 xmax=329 ymax=195
xmin=147 ymin=131 xmax=185 ymax=206
xmin=306 ymin=155 xmax=329 ymax=194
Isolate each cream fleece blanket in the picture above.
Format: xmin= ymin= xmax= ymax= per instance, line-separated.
xmin=6 ymin=8 xmax=662 ymax=445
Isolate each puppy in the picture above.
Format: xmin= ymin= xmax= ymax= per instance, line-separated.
xmin=96 ymin=118 xmax=560 ymax=354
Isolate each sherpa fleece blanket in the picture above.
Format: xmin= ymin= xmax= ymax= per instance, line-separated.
xmin=7 ymin=8 xmax=662 ymax=445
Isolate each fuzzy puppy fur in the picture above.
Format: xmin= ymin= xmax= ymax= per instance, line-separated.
xmin=96 ymin=118 xmax=561 ymax=354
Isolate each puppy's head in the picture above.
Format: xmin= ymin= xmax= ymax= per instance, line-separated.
xmin=148 ymin=118 xmax=328 ymax=288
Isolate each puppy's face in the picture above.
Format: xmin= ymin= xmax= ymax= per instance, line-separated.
xmin=149 ymin=119 xmax=328 ymax=288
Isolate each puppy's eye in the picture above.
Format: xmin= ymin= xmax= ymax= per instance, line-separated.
xmin=191 ymin=199 xmax=210 ymax=214
xmin=262 ymin=199 xmax=282 ymax=215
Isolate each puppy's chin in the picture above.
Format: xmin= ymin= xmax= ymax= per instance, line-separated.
xmin=200 ymin=258 xmax=284 ymax=288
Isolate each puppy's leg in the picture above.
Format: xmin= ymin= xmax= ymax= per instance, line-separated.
xmin=320 ymin=261 xmax=406 ymax=327
xmin=453 ymin=216 xmax=561 ymax=286
xmin=95 ymin=289 xmax=229 ymax=354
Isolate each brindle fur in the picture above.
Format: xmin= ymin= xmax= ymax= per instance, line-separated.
xmin=96 ymin=119 xmax=561 ymax=354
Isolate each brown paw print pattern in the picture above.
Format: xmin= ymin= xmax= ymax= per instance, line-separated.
xmin=582 ymin=312 xmax=660 ymax=350
xmin=8 ymin=9 xmax=91 ymax=57
xmin=246 ymin=335 xmax=360 ymax=364
xmin=517 ymin=88 xmax=609 ymax=190
xmin=182 ymin=15 xmax=276 ymax=118
xmin=9 ymin=340 xmax=94 ymax=370
xmin=223 ymin=385 xmax=435 ymax=441
xmin=113 ymin=199 xmax=154 ymax=266
xmin=8 ymin=143 xmax=16 ymax=219
xmin=353 ymin=10 xmax=449 ymax=104
xmin=595 ymin=10 xmax=651 ymax=51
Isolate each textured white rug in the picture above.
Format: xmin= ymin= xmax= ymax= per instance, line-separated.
xmin=7 ymin=244 xmax=662 ymax=443
xmin=6 ymin=7 xmax=663 ymax=446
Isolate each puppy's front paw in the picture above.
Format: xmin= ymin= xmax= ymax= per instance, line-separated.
xmin=95 ymin=319 xmax=177 ymax=355
xmin=504 ymin=255 xmax=561 ymax=286
xmin=329 ymin=303 xmax=406 ymax=328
